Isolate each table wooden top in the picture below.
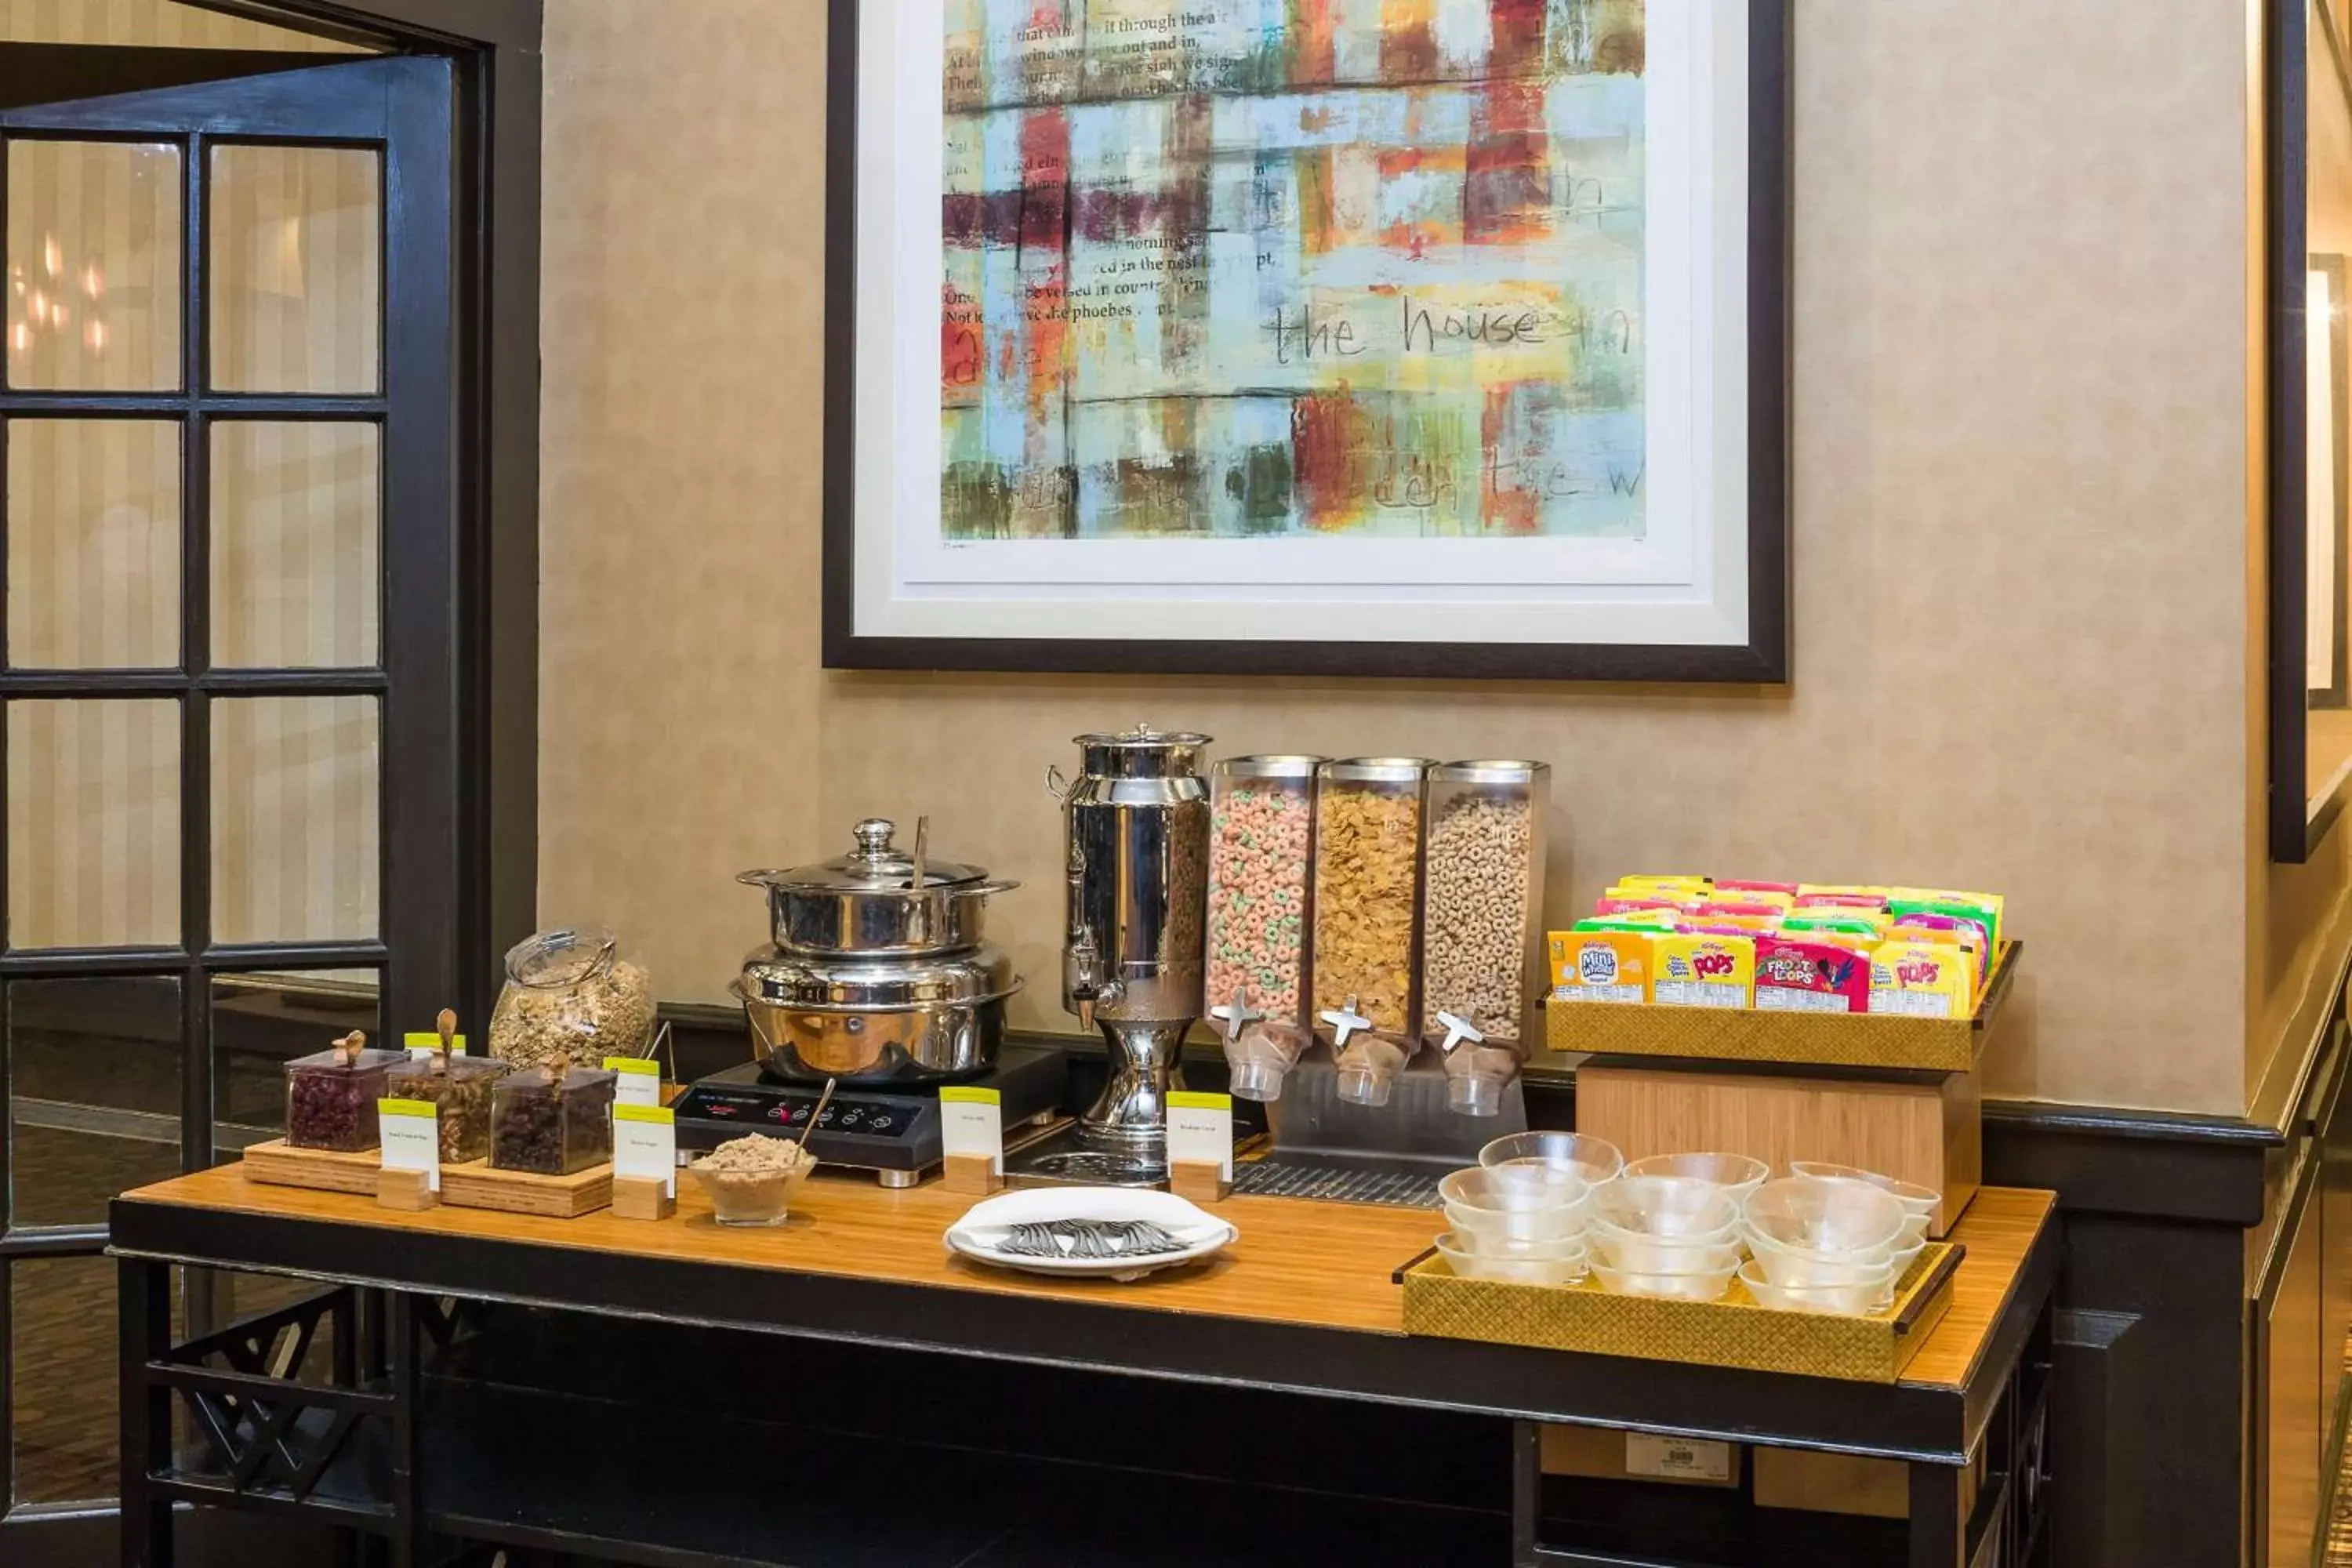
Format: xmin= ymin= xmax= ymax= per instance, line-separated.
xmin=122 ymin=1164 xmax=2053 ymax=1396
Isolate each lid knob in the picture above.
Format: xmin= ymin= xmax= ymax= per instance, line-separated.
xmin=851 ymin=818 xmax=896 ymax=858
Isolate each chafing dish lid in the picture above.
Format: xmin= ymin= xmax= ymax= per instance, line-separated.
xmin=737 ymin=818 xmax=987 ymax=894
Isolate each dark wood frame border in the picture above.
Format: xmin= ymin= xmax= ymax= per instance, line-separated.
xmin=820 ymin=0 xmax=1792 ymax=684
xmin=187 ymin=0 xmax=544 ymax=993
xmin=0 ymin=0 xmax=538 ymax=1546
xmin=2269 ymin=0 xmax=2352 ymax=858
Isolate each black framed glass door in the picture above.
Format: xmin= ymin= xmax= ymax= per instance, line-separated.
xmin=0 ymin=51 xmax=458 ymax=1530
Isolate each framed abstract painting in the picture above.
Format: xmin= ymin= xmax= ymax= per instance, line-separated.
xmin=823 ymin=0 xmax=1791 ymax=681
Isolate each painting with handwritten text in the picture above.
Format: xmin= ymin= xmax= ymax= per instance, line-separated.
xmin=938 ymin=0 xmax=1647 ymax=543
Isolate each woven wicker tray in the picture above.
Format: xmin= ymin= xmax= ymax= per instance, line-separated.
xmin=1397 ymin=1243 xmax=1962 ymax=1385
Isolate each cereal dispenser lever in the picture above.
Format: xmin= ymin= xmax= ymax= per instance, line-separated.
xmin=1318 ymin=997 xmax=1370 ymax=1052
xmin=1208 ymin=986 xmax=1262 ymax=1046
xmin=1434 ymin=1011 xmax=1483 ymax=1055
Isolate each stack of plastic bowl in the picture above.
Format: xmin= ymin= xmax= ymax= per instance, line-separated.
xmin=1586 ymin=1175 xmax=1745 ymax=1300
xmin=1621 ymin=1151 xmax=1769 ymax=1206
xmin=1477 ymin=1130 xmax=1626 ymax=1186
xmin=1789 ymin=1161 xmax=1939 ymax=1263
xmin=1435 ymin=1165 xmax=1590 ymax=1283
xmin=1737 ymin=1175 xmax=1916 ymax=1315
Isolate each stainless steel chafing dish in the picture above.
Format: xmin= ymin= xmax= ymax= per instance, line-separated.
xmin=732 ymin=819 xmax=1021 ymax=1083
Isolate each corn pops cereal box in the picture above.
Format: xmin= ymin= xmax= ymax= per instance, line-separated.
xmin=1868 ymin=939 xmax=1975 ymax=1018
xmin=1548 ymin=929 xmax=1652 ymax=1004
xmin=1651 ymin=934 xmax=1755 ymax=1009
xmin=1753 ymin=937 xmax=1871 ymax=1014
xmin=1613 ymin=875 xmax=1713 ymax=895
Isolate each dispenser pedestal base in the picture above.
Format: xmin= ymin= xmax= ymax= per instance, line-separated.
xmin=1225 ymin=1048 xmax=1529 ymax=1209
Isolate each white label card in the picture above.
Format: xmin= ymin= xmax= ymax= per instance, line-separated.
xmin=612 ymin=1105 xmax=677 ymax=1196
xmin=378 ymin=1099 xmax=441 ymax=1192
xmin=605 ymin=1056 xmax=662 ymax=1107
xmin=1166 ymin=1091 xmax=1232 ymax=1181
xmin=1624 ymin=1434 xmax=1733 ymax=1483
xmin=938 ymin=1085 xmax=1003 ymax=1174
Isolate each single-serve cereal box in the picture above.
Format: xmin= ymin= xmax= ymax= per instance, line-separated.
xmin=1548 ymin=930 xmax=1650 ymax=1004
xmin=1867 ymin=939 xmax=1975 ymax=1018
xmin=1650 ymin=934 xmax=1754 ymax=1010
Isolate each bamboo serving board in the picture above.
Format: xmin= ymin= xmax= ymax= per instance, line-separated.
xmin=240 ymin=1138 xmax=382 ymax=1196
xmin=1546 ymin=942 xmax=2021 ymax=1073
xmin=440 ymin=1159 xmax=612 ymax=1218
xmin=1399 ymin=1243 xmax=1962 ymax=1384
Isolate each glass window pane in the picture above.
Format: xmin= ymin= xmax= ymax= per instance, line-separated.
xmin=9 ymin=1256 xmax=124 ymax=1504
xmin=212 ymin=969 xmax=378 ymax=1153
xmin=6 ymin=699 xmax=180 ymax=950
xmin=6 ymin=140 xmax=182 ymax=392
xmin=208 ymin=145 xmax=379 ymax=394
xmin=6 ymin=418 xmax=181 ymax=670
xmin=210 ymin=421 xmax=379 ymax=669
xmin=8 ymin=975 xmax=182 ymax=1229
xmin=210 ymin=696 xmax=377 ymax=944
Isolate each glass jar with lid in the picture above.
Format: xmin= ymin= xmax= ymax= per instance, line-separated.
xmin=386 ymin=1051 xmax=510 ymax=1163
xmin=284 ymin=1033 xmax=402 ymax=1152
xmin=485 ymin=927 xmax=655 ymax=1072
xmin=491 ymin=1065 xmax=618 ymax=1175
xmin=1310 ymin=758 xmax=1432 ymax=1039
xmin=1418 ymin=760 xmax=1550 ymax=1092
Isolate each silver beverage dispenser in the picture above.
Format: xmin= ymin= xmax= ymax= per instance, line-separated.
xmin=1051 ymin=724 xmax=1210 ymax=1178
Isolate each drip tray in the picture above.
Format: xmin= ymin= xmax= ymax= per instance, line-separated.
xmin=1231 ymin=1154 xmax=1443 ymax=1210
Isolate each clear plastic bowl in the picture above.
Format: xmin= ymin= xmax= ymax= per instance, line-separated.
xmin=1588 ymin=1233 xmax=1741 ymax=1275
xmin=1448 ymin=1228 xmax=1588 ymax=1261
xmin=1622 ymin=1152 xmax=1769 ymax=1200
xmin=1436 ymin=1231 xmax=1587 ymax=1285
xmin=1589 ymin=1255 xmax=1738 ymax=1301
xmin=1479 ymin=1131 xmax=1625 ymax=1185
xmin=1588 ymin=1174 xmax=1742 ymax=1240
xmin=1438 ymin=1166 xmax=1588 ymax=1243
xmin=1444 ymin=1200 xmax=1586 ymax=1245
xmin=1787 ymin=1161 xmax=1940 ymax=1219
xmin=1744 ymin=1177 xmax=1907 ymax=1254
xmin=1738 ymin=1258 xmax=1892 ymax=1316
xmin=1742 ymin=1234 xmax=1894 ymax=1288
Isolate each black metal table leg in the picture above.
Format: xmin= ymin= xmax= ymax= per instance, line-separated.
xmin=1908 ymin=1457 xmax=1962 ymax=1568
xmin=387 ymin=1292 xmax=423 ymax=1568
xmin=118 ymin=1255 xmax=175 ymax=1568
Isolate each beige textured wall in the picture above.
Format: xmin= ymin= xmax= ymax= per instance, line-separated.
xmin=540 ymin=0 xmax=2256 ymax=1112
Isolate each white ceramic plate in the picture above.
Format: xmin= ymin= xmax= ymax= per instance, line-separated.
xmin=945 ymin=1186 xmax=1238 ymax=1281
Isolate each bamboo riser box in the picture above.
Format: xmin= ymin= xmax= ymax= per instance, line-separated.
xmin=1574 ymin=1062 xmax=1980 ymax=1237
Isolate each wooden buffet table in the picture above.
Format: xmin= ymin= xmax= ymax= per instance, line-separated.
xmin=111 ymin=1167 xmax=2057 ymax=1568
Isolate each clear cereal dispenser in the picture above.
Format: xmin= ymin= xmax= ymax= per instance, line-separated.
xmin=1419 ymin=760 xmax=1549 ymax=1116
xmin=1207 ymin=755 xmax=1323 ymax=1101
xmin=1311 ymin=758 xmax=1433 ymax=1044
